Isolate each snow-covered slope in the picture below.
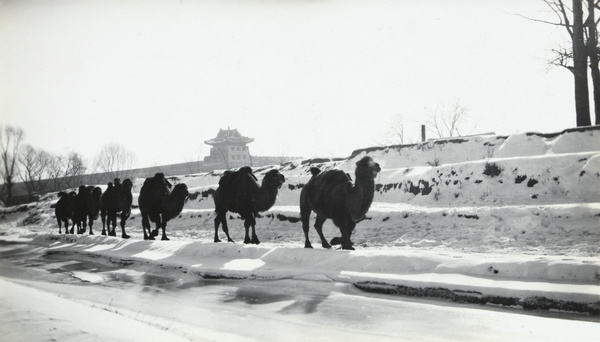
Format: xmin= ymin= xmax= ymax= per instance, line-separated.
xmin=4 ymin=126 xmax=599 ymax=256
xmin=1 ymin=126 xmax=599 ymax=314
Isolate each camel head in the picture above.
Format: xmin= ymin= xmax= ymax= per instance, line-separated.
xmin=92 ymin=187 xmax=102 ymax=198
xmin=172 ymin=183 xmax=189 ymax=200
xmin=263 ymin=169 xmax=286 ymax=189
xmin=122 ymin=178 xmax=133 ymax=190
xmin=355 ymin=156 xmax=381 ymax=179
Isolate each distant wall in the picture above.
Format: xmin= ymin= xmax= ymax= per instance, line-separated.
xmin=5 ymin=155 xmax=302 ymax=205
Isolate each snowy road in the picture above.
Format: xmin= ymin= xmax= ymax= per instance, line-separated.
xmin=0 ymin=241 xmax=598 ymax=342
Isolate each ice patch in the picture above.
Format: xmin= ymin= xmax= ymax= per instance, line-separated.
xmin=71 ymin=271 xmax=105 ymax=283
xmin=44 ymin=261 xmax=80 ymax=269
xmin=222 ymin=259 xmax=265 ymax=271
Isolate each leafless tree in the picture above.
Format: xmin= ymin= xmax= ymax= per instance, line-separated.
xmin=18 ymin=145 xmax=52 ymax=197
xmin=379 ymin=114 xmax=408 ymax=145
xmin=63 ymin=152 xmax=87 ymax=188
xmin=524 ymin=0 xmax=599 ymax=125
xmin=182 ymin=146 xmax=203 ymax=174
xmin=93 ymin=143 xmax=136 ymax=181
xmin=46 ymin=154 xmax=67 ymax=191
xmin=425 ymin=99 xmax=473 ymax=138
xmin=0 ymin=125 xmax=25 ymax=206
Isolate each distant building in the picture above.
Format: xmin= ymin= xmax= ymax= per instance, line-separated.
xmin=203 ymin=127 xmax=254 ymax=169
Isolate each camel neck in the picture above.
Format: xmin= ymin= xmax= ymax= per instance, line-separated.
xmin=256 ymin=184 xmax=278 ymax=212
xmin=348 ymin=176 xmax=375 ymax=222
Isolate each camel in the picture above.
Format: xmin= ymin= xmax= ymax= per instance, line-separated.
xmin=100 ymin=178 xmax=133 ymax=239
xmin=73 ymin=185 xmax=102 ymax=235
xmin=300 ymin=156 xmax=381 ymax=250
xmin=213 ymin=167 xmax=285 ymax=244
xmin=138 ymin=173 xmax=187 ymax=241
xmin=55 ymin=191 xmax=76 ymax=234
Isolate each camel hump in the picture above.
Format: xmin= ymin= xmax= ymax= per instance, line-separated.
xmin=238 ymin=166 xmax=258 ymax=181
xmin=219 ymin=166 xmax=257 ymax=187
xmin=142 ymin=173 xmax=170 ymax=195
xmin=309 ymin=167 xmax=321 ymax=177
xmin=317 ymin=170 xmax=352 ymax=187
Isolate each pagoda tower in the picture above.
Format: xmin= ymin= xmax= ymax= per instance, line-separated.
xmin=203 ymin=127 xmax=254 ymax=168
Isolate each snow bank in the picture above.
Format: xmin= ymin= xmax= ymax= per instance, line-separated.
xmin=1 ymin=127 xmax=599 ymax=314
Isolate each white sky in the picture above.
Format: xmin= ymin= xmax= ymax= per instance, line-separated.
xmin=0 ymin=0 xmax=578 ymax=168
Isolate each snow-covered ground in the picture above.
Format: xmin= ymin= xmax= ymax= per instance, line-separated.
xmin=1 ymin=127 xmax=599 ymax=340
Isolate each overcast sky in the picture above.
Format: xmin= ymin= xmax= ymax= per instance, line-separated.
xmin=0 ymin=0 xmax=578 ymax=169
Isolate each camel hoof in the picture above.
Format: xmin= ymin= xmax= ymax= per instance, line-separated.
xmin=161 ymin=236 xmax=170 ymax=241
xmin=322 ymin=243 xmax=332 ymax=249
xmin=244 ymin=238 xmax=251 ymax=244
xmin=122 ymin=234 xmax=130 ymax=239
xmin=214 ymin=238 xmax=221 ymax=243
xmin=304 ymin=243 xmax=314 ymax=249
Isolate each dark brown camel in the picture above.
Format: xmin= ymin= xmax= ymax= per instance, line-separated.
xmin=300 ymin=156 xmax=381 ymax=250
xmin=73 ymin=185 xmax=102 ymax=235
xmin=138 ymin=173 xmax=187 ymax=241
xmin=55 ymin=191 xmax=76 ymax=234
xmin=213 ymin=167 xmax=285 ymax=244
xmin=100 ymin=178 xmax=133 ymax=239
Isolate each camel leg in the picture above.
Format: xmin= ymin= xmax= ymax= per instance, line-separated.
xmin=243 ymin=215 xmax=259 ymax=245
xmin=57 ymin=219 xmax=62 ymax=234
xmin=314 ymin=214 xmax=331 ymax=249
xmin=160 ymin=220 xmax=169 ymax=241
xmin=100 ymin=211 xmax=107 ymax=236
xmin=215 ymin=212 xmax=234 ymax=243
xmin=88 ymin=216 xmax=94 ymax=235
xmin=340 ymin=222 xmax=356 ymax=251
xmin=120 ymin=212 xmax=130 ymax=239
xmin=142 ymin=214 xmax=152 ymax=240
xmin=108 ymin=213 xmax=117 ymax=237
xmin=300 ymin=209 xmax=313 ymax=248
xmin=213 ymin=213 xmax=222 ymax=242
xmin=69 ymin=220 xmax=74 ymax=234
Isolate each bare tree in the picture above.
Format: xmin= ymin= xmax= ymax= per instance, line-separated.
xmin=46 ymin=154 xmax=67 ymax=191
xmin=586 ymin=0 xmax=600 ymax=124
xmin=525 ymin=0 xmax=599 ymax=126
xmin=182 ymin=146 xmax=203 ymax=174
xmin=18 ymin=145 xmax=52 ymax=197
xmin=379 ymin=114 xmax=408 ymax=145
xmin=425 ymin=99 xmax=473 ymax=138
xmin=93 ymin=143 xmax=136 ymax=181
xmin=0 ymin=125 xmax=25 ymax=206
xmin=63 ymin=152 xmax=87 ymax=188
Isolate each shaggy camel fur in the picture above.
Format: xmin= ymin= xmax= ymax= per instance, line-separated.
xmin=300 ymin=156 xmax=381 ymax=250
xmin=55 ymin=191 xmax=76 ymax=234
xmin=139 ymin=173 xmax=188 ymax=241
xmin=73 ymin=185 xmax=102 ymax=235
xmin=100 ymin=178 xmax=133 ymax=239
xmin=213 ymin=167 xmax=285 ymax=244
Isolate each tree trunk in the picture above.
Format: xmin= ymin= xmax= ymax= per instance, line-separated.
xmin=573 ymin=0 xmax=592 ymax=126
xmin=587 ymin=0 xmax=600 ymax=125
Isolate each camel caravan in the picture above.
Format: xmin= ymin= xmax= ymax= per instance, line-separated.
xmin=54 ymin=156 xmax=381 ymax=250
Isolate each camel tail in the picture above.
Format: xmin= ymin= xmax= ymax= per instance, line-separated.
xmin=309 ymin=167 xmax=321 ymax=177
